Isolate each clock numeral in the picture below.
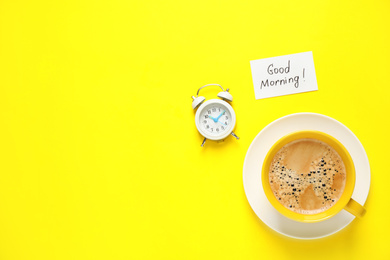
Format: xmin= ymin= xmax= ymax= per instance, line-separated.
xmin=225 ymin=122 xmax=228 ymax=125
xmin=218 ymin=108 xmax=221 ymax=112
xmin=223 ymin=111 xmax=226 ymax=115
xmin=225 ymin=116 xmax=228 ymax=120
xmin=216 ymin=128 xmax=219 ymax=132
xmin=205 ymin=115 xmax=208 ymax=119
xmin=221 ymin=126 xmax=225 ymax=130
xmin=206 ymin=125 xmax=209 ymax=129
xmin=203 ymin=120 xmax=207 ymax=124
xmin=208 ymin=110 xmax=211 ymax=114
xmin=210 ymin=128 xmax=213 ymax=132
xmin=212 ymin=108 xmax=216 ymax=112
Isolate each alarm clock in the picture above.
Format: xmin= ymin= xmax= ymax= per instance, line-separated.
xmin=191 ymin=84 xmax=239 ymax=147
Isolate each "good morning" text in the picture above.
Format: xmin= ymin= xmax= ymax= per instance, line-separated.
xmin=260 ymin=60 xmax=302 ymax=89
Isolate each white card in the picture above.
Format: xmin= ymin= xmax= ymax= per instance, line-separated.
xmin=250 ymin=51 xmax=318 ymax=100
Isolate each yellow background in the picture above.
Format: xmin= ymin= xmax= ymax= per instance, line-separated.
xmin=0 ymin=0 xmax=389 ymax=259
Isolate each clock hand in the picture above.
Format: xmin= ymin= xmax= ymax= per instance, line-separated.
xmin=218 ymin=120 xmax=226 ymax=126
xmin=216 ymin=110 xmax=225 ymax=121
xmin=208 ymin=115 xmax=217 ymax=122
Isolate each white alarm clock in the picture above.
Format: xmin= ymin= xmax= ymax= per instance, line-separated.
xmin=192 ymin=84 xmax=239 ymax=147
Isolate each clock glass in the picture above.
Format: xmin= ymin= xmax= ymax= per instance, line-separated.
xmin=199 ymin=103 xmax=232 ymax=137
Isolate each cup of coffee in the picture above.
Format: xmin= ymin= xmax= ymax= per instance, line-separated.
xmin=262 ymin=130 xmax=366 ymax=223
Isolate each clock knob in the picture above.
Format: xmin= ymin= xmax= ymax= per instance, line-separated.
xmin=191 ymin=96 xmax=206 ymax=109
xmin=217 ymin=90 xmax=233 ymax=102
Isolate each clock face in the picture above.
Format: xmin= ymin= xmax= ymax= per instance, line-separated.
xmin=195 ymin=99 xmax=236 ymax=140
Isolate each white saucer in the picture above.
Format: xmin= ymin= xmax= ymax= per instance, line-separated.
xmin=243 ymin=113 xmax=370 ymax=239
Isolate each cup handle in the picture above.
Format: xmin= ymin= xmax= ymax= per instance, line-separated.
xmin=344 ymin=198 xmax=366 ymax=218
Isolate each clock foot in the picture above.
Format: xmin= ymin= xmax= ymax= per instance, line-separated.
xmin=201 ymin=138 xmax=207 ymax=147
xmin=231 ymin=132 xmax=240 ymax=140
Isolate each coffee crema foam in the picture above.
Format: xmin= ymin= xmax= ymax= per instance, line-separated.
xmin=269 ymin=138 xmax=346 ymax=214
